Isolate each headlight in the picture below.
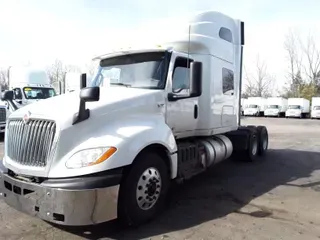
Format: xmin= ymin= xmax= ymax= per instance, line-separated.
xmin=65 ymin=147 xmax=117 ymax=169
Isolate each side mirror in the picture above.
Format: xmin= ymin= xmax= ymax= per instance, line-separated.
xmin=80 ymin=73 xmax=87 ymax=89
xmin=168 ymin=61 xmax=202 ymax=101
xmin=1 ymin=90 xmax=18 ymax=111
xmin=189 ymin=61 xmax=202 ymax=97
xmin=1 ymin=90 xmax=13 ymax=101
xmin=73 ymin=86 xmax=100 ymax=125
xmin=80 ymin=87 xmax=100 ymax=102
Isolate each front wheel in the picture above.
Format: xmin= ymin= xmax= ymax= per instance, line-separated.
xmin=118 ymin=151 xmax=170 ymax=227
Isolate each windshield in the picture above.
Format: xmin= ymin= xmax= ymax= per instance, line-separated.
xmin=313 ymin=106 xmax=320 ymax=110
xmin=91 ymin=51 xmax=170 ymax=89
xmin=248 ymin=104 xmax=258 ymax=108
xmin=288 ymin=105 xmax=301 ymax=109
xmin=268 ymin=105 xmax=279 ymax=109
xmin=23 ymin=87 xmax=56 ymax=99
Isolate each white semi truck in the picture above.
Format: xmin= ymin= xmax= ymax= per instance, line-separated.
xmin=311 ymin=97 xmax=320 ymax=119
xmin=0 ymin=11 xmax=269 ymax=227
xmin=285 ymin=97 xmax=310 ymax=118
xmin=243 ymin=97 xmax=267 ymax=117
xmin=264 ymin=97 xmax=288 ymax=117
xmin=8 ymin=66 xmax=57 ymax=108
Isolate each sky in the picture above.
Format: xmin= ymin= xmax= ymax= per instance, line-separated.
xmin=0 ymin=0 xmax=320 ymax=92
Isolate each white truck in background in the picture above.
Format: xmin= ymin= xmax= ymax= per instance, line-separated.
xmin=0 ymin=11 xmax=269 ymax=227
xmin=240 ymin=98 xmax=248 ymax=116
xmin=243 ymin=97 xmax=267 ymax=117
xmin=285 ymin=98 xmax=310 ymax=118
xmin=0 ymin=100 xmax=8 ymax=135
xmin=311 ymin=97 xmax=320 ymax=119
xmin=8 ymin=66 xmax=57 ymax=108
xmin=264 ymin=97 xmax=288 ymax=117
xmin=65 ymin=72 xmax=81 ymax=93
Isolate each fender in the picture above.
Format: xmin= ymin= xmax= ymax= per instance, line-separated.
xmin=48 ymin=114 xmax=178 ymax=178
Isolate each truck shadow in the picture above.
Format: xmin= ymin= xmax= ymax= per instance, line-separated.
xmin=55 ymin=148 xmax=320 ymax=240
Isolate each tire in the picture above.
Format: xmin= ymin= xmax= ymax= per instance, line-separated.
xmin=237 ymin=127 xmax=258 ymax=162
xmin=244 ymin=129 xmax=259 ymax=162
xmin=118 ymin=151 xmax=170 ymax=227
xmin=256 ymin=126 xmax=268 ymax=155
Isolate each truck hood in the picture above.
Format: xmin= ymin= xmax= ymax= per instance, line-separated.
xmin=8 ymin=87 xmax=164 ymax=129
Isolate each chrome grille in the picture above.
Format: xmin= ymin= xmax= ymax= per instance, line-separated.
xmin=7 ymin=119 xmax=56 ymax=167
xmin=0 ymin=108 xmax=6 ymax=122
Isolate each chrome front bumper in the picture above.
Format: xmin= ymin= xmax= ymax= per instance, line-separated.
xmin=0 ymin=165 xmax=120 ymax=226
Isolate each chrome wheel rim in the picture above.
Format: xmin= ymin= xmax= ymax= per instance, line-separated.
xmin=136 ymin=167 xmax=162 ymax=210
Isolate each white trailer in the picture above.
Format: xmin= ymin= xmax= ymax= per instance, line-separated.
xmin=243 ymin=97 xmax=267 ymax=116
xmin=285 ymin=98 xmax=310 ymax=118
xmin=311 ymin=97 xmax=320 ymax=119
xmin=65 ymin=72 xmax=81 ymax=93
xmin=264 ymin=97 xmax=288 ymax=117
xmin=240 ymin=98 xmax=248 ymax=115
xmin=8 ymin=66 xmax=57 ymax=108
xmin=0 ymin=11 xmax=269 ymax=227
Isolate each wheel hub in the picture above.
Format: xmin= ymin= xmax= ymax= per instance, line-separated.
xmin=136 ymin=167 xmax=162 ymax=210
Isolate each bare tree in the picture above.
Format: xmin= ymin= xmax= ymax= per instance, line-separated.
xmin=243 ymin=54 xmax=275 ymax=97
xmin=46 ymin=59 xmax=82 ymax=84
xmin=242 ymin=67 xmax=256 ymax=97
xmin=284 ymin=28 xmax=302 ymax=85
xmin=300 ymin=33 xmax=320 ymax=85
xmin=46 ymin=59 xmax=65 ymax=85
xmin=46 ymin=59 xmax=83 ymax=94
xmin=0 ymin=68 xmax=9 ymax=91
xmin=83 ymin=61 xmax=99 ymax=82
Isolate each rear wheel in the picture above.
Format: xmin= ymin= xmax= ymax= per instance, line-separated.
xmin=245 ymin=129 xmax=259 ymax=162
xmin=256 ymin=126 xmax=268 ymax=155
xmin=118 ymin=151 xmax=170 ymax=227
xmin=246 ymin=125 xmax=268 ymax=156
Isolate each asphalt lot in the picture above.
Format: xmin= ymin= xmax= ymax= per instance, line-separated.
xmin=1 ymin=117 xmax=320 ymax=240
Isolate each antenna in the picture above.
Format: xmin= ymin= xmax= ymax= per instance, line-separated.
xmin=187 ymin=24 xmax=191 ymax=84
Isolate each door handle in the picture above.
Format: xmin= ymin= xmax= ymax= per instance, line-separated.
xmin=194 ymin=104 xmax=198 ymax=119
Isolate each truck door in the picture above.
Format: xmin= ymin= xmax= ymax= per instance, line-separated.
xmin=166 ymin=53 xmax=199 ymax=138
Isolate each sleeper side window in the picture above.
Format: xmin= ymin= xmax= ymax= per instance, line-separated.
xmin=222 ymin=68 xmax=234 ymax=95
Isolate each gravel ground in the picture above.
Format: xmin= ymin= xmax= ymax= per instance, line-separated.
xmin=1 ymin=117 xmax=320 ymax=240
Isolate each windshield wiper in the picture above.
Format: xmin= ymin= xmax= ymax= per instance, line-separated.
xmin=110 ymin=83 xmax=131 ymax=87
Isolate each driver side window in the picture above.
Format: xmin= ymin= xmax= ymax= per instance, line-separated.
xmin=172 ymin=57 xmax=193 ymax=92
xmin=13 ymin=88 xmax=22 ymax=100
